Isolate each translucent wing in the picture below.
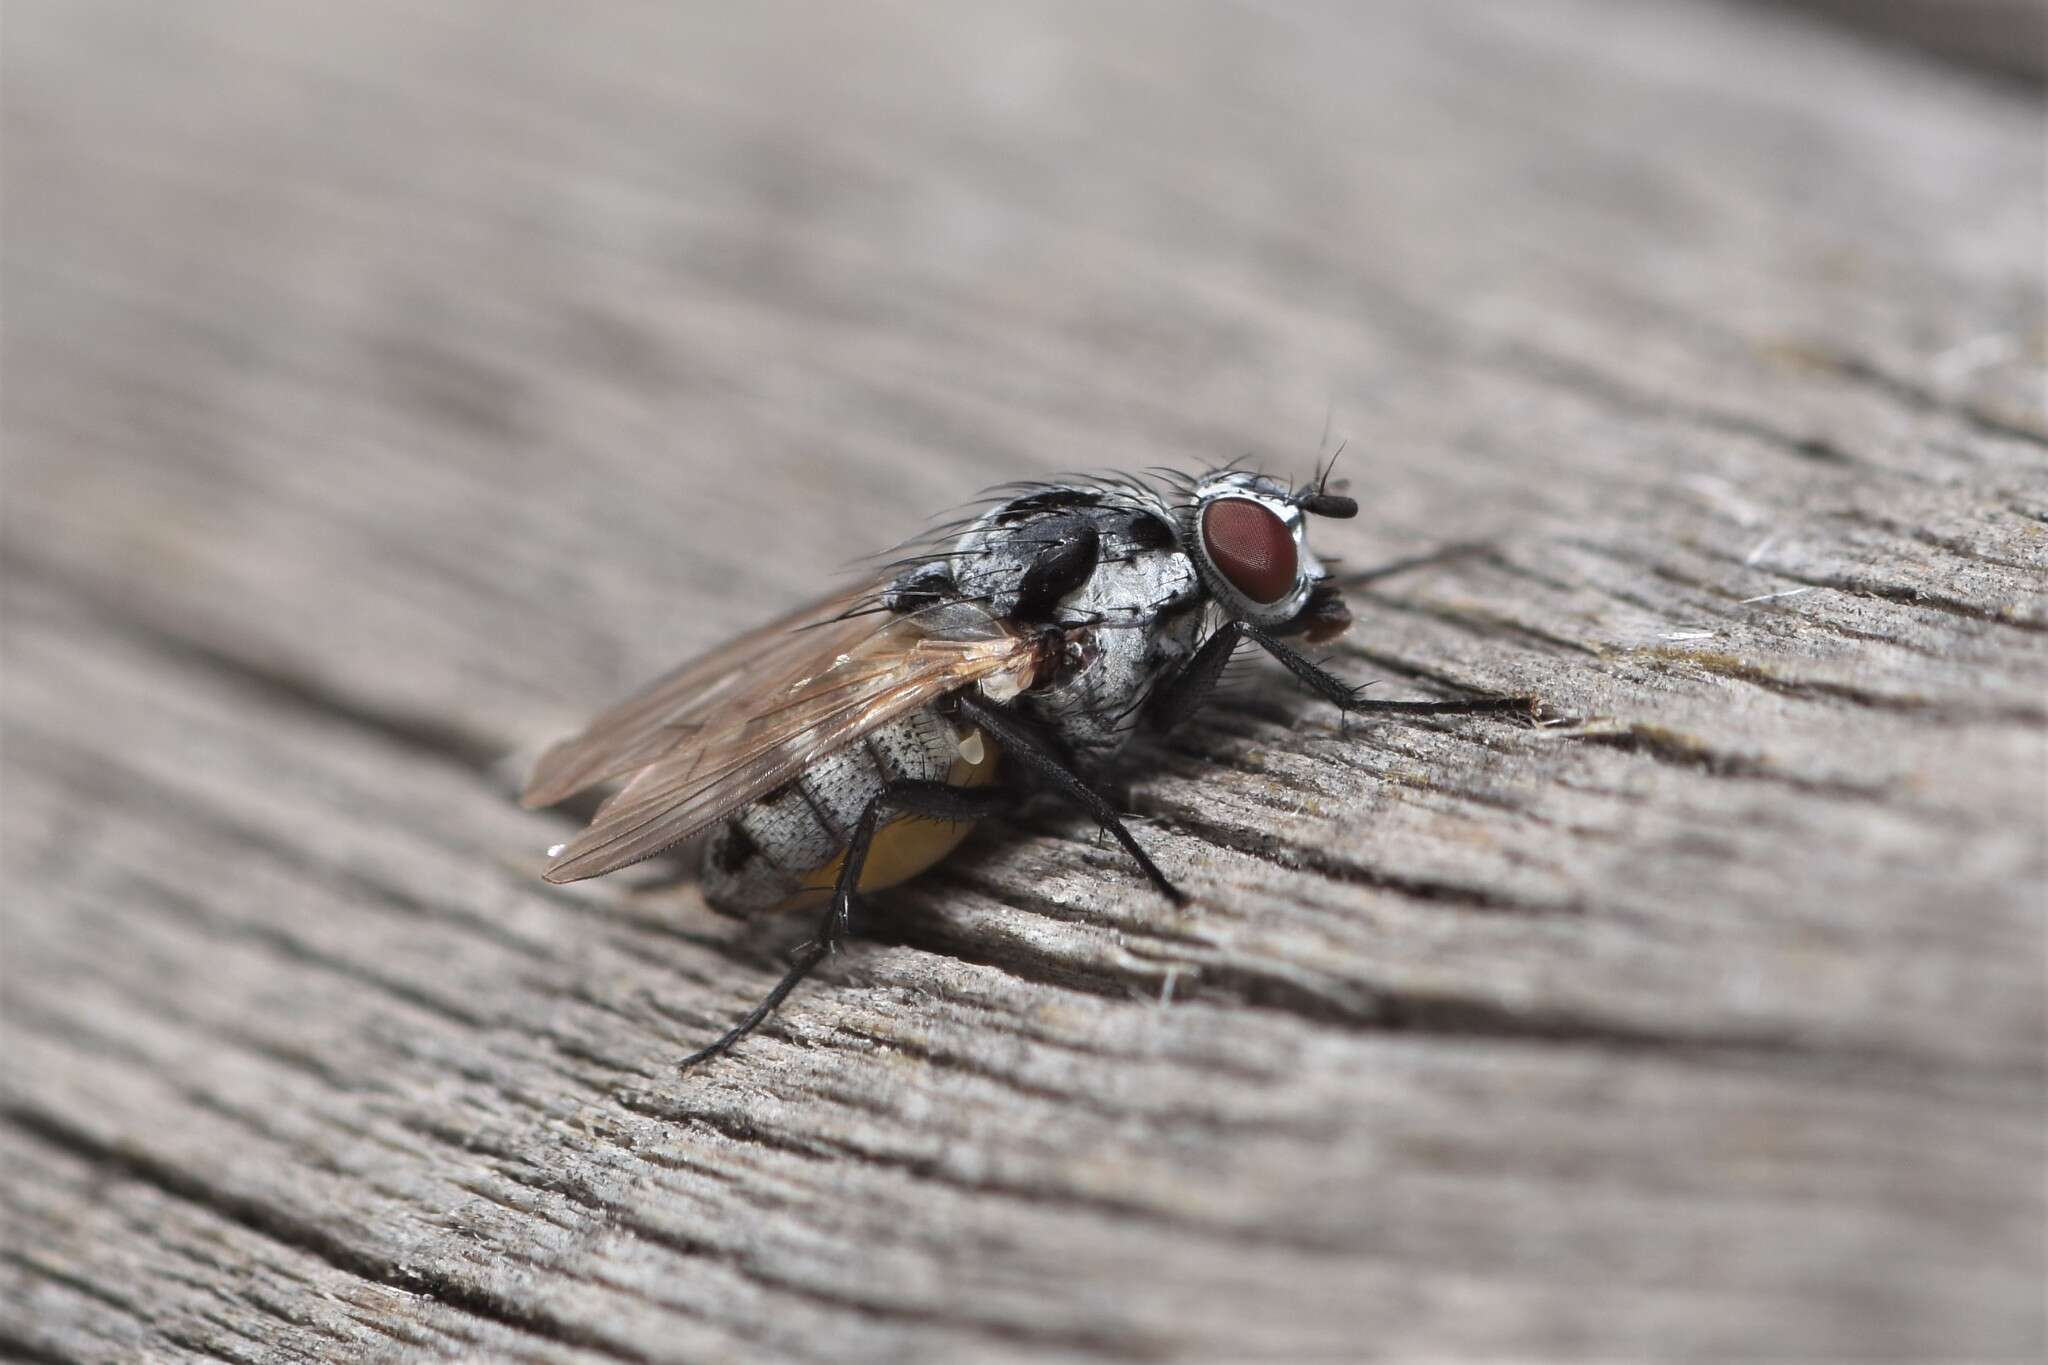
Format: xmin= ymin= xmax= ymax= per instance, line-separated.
xmin=524 ymin=588 xmax=1041 ymax=884
xmin=522 ymin=586 xmax=871 ymax=810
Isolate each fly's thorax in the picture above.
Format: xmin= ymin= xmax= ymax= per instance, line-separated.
xmin=895 ymin=484 xmax=1207 ymax=762
xmin=891 ymin=484 xmax=1190 ymax=623
xmin=1037 ymin=503 xmax=1201 ymax=759
xmin=880 ymin=469 xmax=1348 ymax=764
xmin=1021 ymin=598 xmax=1207 ymax=763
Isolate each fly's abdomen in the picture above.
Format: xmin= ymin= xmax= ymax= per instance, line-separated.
xmin=701 ymin=707 xmax=998 ymax=915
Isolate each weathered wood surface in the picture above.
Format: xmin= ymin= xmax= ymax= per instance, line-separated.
xmin=1769 ymin=0 xmax=2048 ymax=85
xmin=3 ymin=1 xmax=2043 ymax=1360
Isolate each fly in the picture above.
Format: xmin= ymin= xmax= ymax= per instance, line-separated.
xmin=522 ymin=463 xmax=1535 ymax=1064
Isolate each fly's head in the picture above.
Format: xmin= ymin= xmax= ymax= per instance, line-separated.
xmin=1182 ymin=468 xmax=1355 ymax=644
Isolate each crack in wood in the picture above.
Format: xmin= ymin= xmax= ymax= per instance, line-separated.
xmin=1560 ymin=722 xmax=1889 ymax=799
xmin=618 ymin=1085 xmax=1359 ymax=1264
xmin=0 ymin=1248 xmax=143 ymax=1322
xmin=0 ymin=1328 xmax=76 ymax=1365
xmin=819 ymin=1025 xmax=1340 ymax=1144
xmin=874 ymin=849 xmax=1813 ymax=1064
xmin=1144 ymin=806 xmax=1574 ymax=918
xmin=1755 ymin=569 xmax=2048 ymax=636
xmin=1788 ymin=344 xmax=2048 ymax=452
xmin=1681 ymin=538 xmax=2048 ymax=642
xmin=1559 ymin=535 xmax=1964 ymax=661
xmin=0 ymin=1106 xmax=660 ymax=1365
xmin=1641 ymin=637 xmax=2048 ymax=723
xmin=1354 ymin=590 xmax=1607 ymax=657
xmin=1487 ymin=340 xmax=1874 ymax=470
xmin=4 ymin=542 xmax=510 ymax=778
xmin=1847 ymin=513 xmax=2048 ymax=577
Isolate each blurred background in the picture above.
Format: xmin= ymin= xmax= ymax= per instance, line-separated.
xmin=9 ymin=0 xmax=2039 ymax=743
xmin=4 ymin=1 xmax=2043 ymax=1360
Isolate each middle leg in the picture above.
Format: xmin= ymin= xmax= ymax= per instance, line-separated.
xmin=950 ymin=691 xmax=1187 ymax=905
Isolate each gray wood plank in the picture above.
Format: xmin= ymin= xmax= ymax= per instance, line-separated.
xmin=4 ymin=0 xmax=2043 ymax=1360
xmin=1767 ymin=0 xmax=2048 ymax=85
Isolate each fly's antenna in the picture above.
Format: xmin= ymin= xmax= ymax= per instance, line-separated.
xmin=1297 ymin=441 xmax=1357 ymax=519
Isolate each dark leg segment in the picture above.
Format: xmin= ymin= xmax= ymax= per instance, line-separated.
xmin=1240 ymin=622 xmax=1535 ymax=719
xmin=681 ymin=780 xmax=1013 ymax=1068
xmin=951 ymin=692 xmax=1187 ymax=906
xmin=678 ymin=906 xmax=836 ymax=1068
xmin=1150 ymin=619 xmax=1537 ymax=733
xmin=1147 ymin=619 xmax=1244 ymax=734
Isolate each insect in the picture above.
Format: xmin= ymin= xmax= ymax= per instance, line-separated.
xmin=523 ymin=464 xmax=1533 ymax=1064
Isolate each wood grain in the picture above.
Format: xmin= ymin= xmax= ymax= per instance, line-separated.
xmin=3 ymin=0 xmax=2043 ymax=1360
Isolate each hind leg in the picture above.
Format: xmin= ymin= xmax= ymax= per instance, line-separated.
xmin=681 ymin=781 xmax=1013 ymax=1067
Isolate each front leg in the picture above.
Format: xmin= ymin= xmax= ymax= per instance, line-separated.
xmin=1150 ymin=619 xmax=1537 ymax=730
xmin=1146 ymin=619 xmax=1244 ymax=734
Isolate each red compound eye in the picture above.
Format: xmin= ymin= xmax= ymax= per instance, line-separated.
xmin=1201 ymin=498 xmax=1297 ymax=604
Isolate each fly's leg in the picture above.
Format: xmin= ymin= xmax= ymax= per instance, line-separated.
xmin=681 ymin=780 xmax=1012 ymax=1068
xmin=1150 ymin=620 xmax=1538 ymax=731
xmin=1239 ymin=622 xmax=1537 ymax=719
xmin=677 ymin=912 xmax=835 ymax=1069
xmin=1146 ymin=618 xmax=1243 ymax=734
xmin=820 ymin=780 xmax=1015 ymax=942
xmin=951 ymin=692 xmax=1187 ymax=905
